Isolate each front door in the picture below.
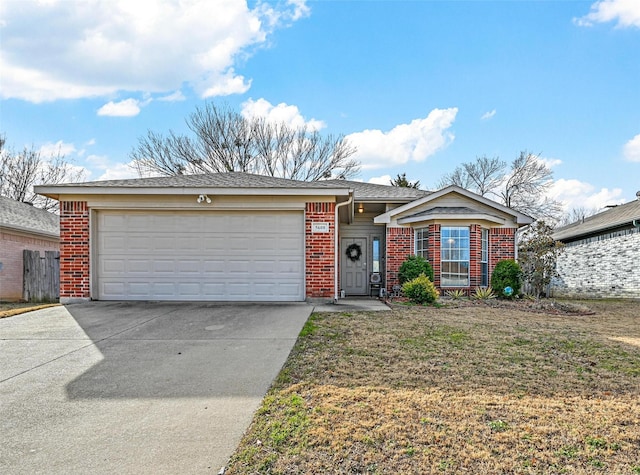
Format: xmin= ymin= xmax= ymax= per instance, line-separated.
xmin=341 ymin=237 xmax=368 ymax=295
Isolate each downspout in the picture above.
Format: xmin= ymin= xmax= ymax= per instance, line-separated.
xmin=334 ymin=194 xmax=353 ymax=302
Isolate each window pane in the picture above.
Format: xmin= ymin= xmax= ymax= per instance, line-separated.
xmin=441 ymin=226 xmax=470 ymax=287
xmin=372 ymin=238 xmax=380 ymax=273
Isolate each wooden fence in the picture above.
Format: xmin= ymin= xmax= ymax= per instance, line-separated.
xmin=23 ymin=250 xmax=60 ymax=302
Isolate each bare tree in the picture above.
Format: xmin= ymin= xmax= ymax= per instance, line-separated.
xmin=0 ymin=134 xmax=85 ymax=211
xmin=131 ymin=102 xmax=359 ymax=181
xmin=437 ymin=155 xmax=504 ymax=195
xmin=390 ymin=172 xmax=421 ymax=189
xmin=438 ymin=151 xmax=562 ymax=221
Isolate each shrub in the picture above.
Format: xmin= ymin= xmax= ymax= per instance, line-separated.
xmin=472 ymin=286 xmax=496 ymax=300
xmin=402 ymin=274 xmax=440 ymax=305
xmin=490 ymin=259 xmax=522 ymax=298
xmin=445 ymin=289 xmax=467 ymax=300
xmin=398 ymin=255 xmax=434 ymax=284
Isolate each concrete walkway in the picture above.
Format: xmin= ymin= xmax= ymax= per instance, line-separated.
xmin=0 ymin=302 xmax=312 ymax=475
xmin=312 ymin=297 xmax=391 ymax=313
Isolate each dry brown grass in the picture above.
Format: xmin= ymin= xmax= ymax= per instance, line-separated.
xmin=0 ymin=302 xmax=59 ymax=318
xmin=226 ymin=300 xmax=640 ymax=474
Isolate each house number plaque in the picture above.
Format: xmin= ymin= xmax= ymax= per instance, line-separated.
xmin=311 ymin=222 xmax=330 ymax=233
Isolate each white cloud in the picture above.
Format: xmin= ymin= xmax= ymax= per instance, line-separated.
xmin=0 ymin=0 xmax=308 ymax=103
xmin=346 ymin=108 xmax=458 ymax=170
xmin=241 ymin=98 xmax=326 ymax=130
xmin=38 ymin=140 xmax=77 ymax=158
xmin=97 ymin=98 xmax=142 ymax=117
xmin=539 ymin=156 xmax=563 ymax=169
xmin=367 ymin=175 xmax=393 ymax=186
xmin=86 ymin=155 xmax=140 ymax=181
xmin=574 ymin=0 xmax=640 ymax=28
xmin=157 ymin=90 xmax=186 ymax=102
xmin=623 ymin=133 xmax=640 ymax=162
xmin=549 ymin=178 xmax=624 ymax=211
xmin=481 ymin=109 xmax=496 ymax=120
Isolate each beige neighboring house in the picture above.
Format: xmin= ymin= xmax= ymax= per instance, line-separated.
xmin=0 ymin=196 xmax=60 ymax=301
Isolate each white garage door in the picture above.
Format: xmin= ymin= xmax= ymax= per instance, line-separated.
xmin=96 ymin=210 xmax=305 ymax=301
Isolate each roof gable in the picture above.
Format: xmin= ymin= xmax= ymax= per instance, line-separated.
xmin=374 ymin=185 xmax=533 ymax=226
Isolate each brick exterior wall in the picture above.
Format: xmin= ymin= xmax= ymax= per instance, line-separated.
xmin=551 ymin=231 xmax=640 ymax=299
xmin=0 ymin=230 xmax=59 ymax=301
xmin=469 ymin=224 xmax=483 ymax=289
xmin=59 ymin=201 xmax=90 ymax=302
xmin=427 ymin=224 xmax=441 ymax=288
xmin=490 ymin=228 xmax=516 ymax=270
xmin=385 ymin=227 xmax=414 ymax=291
xmin=385 ymin=225 xmax=517 ymax=294
xmin=305 ymin=202 xmax=335 ymax=299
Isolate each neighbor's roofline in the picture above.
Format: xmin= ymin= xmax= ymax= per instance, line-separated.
xmin=0 ymin=223 xmax=59 ymax=240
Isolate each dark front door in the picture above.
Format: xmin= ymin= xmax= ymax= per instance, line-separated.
xmin=341 ymin=237 xmax=367 ymax=295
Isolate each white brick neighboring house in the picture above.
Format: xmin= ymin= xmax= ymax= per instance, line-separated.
xmin=551 ymin=195 xmax=640 ymax=299
xmin=0 ymin=196 xmax=60 ymax=301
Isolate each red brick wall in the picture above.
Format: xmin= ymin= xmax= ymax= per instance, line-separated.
xmin=489 ymin=228 xmax=516 ymax=275
xmin=385 ymin=227 xmax=414 ymax=291
xmin=384 ymin=224 xmax=517 ymax=294
xmin=0 ymin=230 xmax=59 ymax=301
xmin=469 ymin=224 xmax=483 ymax=289
xmin=427 ymin=224 xmax=441 ymax=288
xmin=305 ymin=202 xmax=335 ymax=299
xmin=59 ymin=201 xmax=90 ymax=301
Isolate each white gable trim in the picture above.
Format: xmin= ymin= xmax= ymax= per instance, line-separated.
xmin=374 ymin=185 xmax=533 ymax=225
xmin=397 ymin=212 xmax=506 ymax=225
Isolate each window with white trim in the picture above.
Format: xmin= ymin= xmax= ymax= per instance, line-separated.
xmin=481 ymin=228 xmax=489 ymax=287
xmin=441 ymin=226 xmax=470 ymax=287
xmin=415 ymin=227 xmax=428 ymax=258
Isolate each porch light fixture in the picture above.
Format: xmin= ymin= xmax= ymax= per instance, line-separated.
xmin=357 ymin=203 xmax=364 ymax=213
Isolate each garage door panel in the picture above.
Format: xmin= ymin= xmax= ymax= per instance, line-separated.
xmin=96 ymin=210 xmax=304 ymax=301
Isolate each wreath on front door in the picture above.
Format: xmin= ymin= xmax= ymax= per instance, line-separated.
xmin=345 ymin=243 xmax=362 ymax=262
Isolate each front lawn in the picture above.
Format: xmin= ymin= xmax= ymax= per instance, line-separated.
xmin=226 ymin=300 xmax=640 ymax=474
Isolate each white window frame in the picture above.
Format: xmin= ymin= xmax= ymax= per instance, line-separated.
xmin=415 ymin=227 xmax=428 ymax=258
xmin=441 ymin=226 xmax=470 ymax=287
xmin=481 ymin=228 xmax=489 ymax=287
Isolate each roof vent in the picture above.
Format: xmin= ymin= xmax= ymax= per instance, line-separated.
xmin=636 ymin=190 xmax=640 ymax=201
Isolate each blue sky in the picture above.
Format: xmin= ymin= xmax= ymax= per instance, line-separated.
xmin=1 ymin=0 xmax=639 ymax=212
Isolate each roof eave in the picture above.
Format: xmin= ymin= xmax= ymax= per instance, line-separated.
xmin=34 ymin=185 xmax=352 ymax=200
xmin=0 ymin=224 xmax=59 ymax=240
xmin=554 ymin=221 xmax=636 ymax=242
xmin=397 ymin=213 xmax=506 ymax=225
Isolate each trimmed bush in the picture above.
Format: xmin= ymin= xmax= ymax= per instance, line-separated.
xmin=402 ymin=274 xmax=440 ymax=305
xmin=398 ymin=255 xmax=434 ymax=284
xmin=490 ymin=259 xmax=523 ymax=298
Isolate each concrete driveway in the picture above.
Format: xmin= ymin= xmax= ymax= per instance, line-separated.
xmin=0 ymin=301 xmax=312 ymax=474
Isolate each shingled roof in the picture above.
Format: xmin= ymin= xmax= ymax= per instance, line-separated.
xmin=0 ymin=196 xmax=59 ymax=239
xmin=553 ymin=198 xmax=640 ymax=242
xmin=323 ymin=179 xmax=431 ymax=201
xmin=39 ymin=172 xmax=340 ymax=189
xmin=36 ymin=172 xmax=431 ymax=202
